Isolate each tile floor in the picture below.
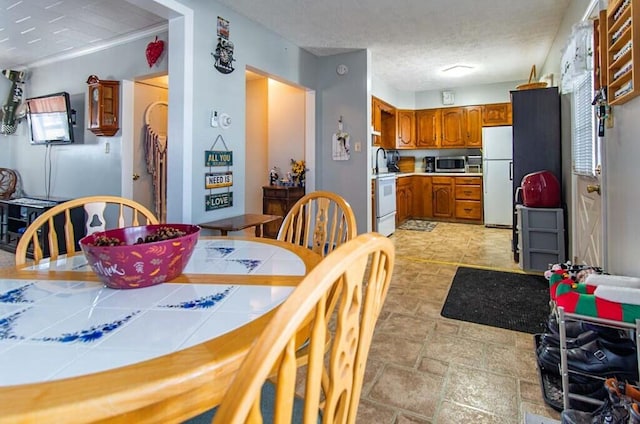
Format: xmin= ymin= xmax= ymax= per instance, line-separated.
xmin=356 ymin=221 xmax=561 ymax=424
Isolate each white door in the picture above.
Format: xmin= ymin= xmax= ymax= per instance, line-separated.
xmin=482 ymin=126 xmax=512 ymax=160
xmin=483 ymin=159 xmax=513 ymax=227
xmin=573 ymin=170 xmax=603 ymax=267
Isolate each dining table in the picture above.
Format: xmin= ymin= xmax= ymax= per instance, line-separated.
xmin=0 ymin=236 xmax=322 ymax=423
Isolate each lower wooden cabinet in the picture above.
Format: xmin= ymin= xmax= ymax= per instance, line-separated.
xmin=395 ymin=175 xmax=483 ymax=225
xmin=432 ymin=177 xmax=454 ymax=218
xmin=454 ymin=176 xmax=483 ymax=222
xmin=262 ymin=186 xmax=305 ymax=238
xmin=396 ymin=177 xmax=414 ymax=224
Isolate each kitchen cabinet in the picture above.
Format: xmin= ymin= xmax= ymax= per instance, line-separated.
xmin=396 ymin=110 xmax=416 ymax=148
xmin=464 ymin=106 xmax=483 ymax=147
xmin=416 ymin=109 xmax=441 ymax=148
xmin=371 ymin=97 xmax=383 ymax=146
xmin=419 ymin=176 xmax=432 ymax=218
xmin=482 ymin=103 xmax=512 ymax=126
xmin=262 ymin=186 xmax=305 ymax=238
xmin=372 ymin=96 xmax=396 ymax=149
xmin=441 ymin=106 xmax=482 ymax=148
xmin=441 ymin=108 xmax=465 ymax=148
xmin=432 ymin=177 xmax=454 ymax=218
xmin=606 ymin=0 xmax=640 ymax=105
xmin=454 ymin=176 xmax=483 ymax=222
xmin=396 ymin=177 xmax=414 ymax=224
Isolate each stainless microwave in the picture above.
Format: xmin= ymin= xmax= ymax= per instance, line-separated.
xmin=435 ymin=156 xmax=466 ymax=172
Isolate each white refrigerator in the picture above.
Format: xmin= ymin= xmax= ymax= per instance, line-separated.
xmin=482 ymin=126 xmax=513 ymax=227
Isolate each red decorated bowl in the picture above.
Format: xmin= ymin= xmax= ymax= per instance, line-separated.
xmin=79 ymin=224 xmax=200 ymax=289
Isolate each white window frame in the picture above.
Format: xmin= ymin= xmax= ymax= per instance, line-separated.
xmin=571 ymin=71 xmax=598 ymax=177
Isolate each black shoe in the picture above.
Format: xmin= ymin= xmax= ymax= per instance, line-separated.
xmin=561 ymin=395 xmax=629 ymax=424
xmin=538 ymin=337 xmax=638 ymax=381
xmin=547 ymin=313 xmax=626 ymax=340
xmin=539 ymin=330 xmax=600 ymax=349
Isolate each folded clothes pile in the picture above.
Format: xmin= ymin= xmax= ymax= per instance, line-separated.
xmin=547 ymin=266 xmax=640 ymax=323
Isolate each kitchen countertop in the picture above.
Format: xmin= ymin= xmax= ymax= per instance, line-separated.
xmin=371 ymin=171 xmax=483 ymax=179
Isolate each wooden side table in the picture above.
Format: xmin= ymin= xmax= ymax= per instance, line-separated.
xmin=199 ymin=213 xmax=283 ymax=237
xmin=262 ymin=186 xmax=305 ymax=238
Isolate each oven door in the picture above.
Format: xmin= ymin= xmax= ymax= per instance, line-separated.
xmin=375 ymin=174 xmax=397 ymax=218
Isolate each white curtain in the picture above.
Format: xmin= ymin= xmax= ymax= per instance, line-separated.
xmin=560 ymin=21 xmax=593 ymax=94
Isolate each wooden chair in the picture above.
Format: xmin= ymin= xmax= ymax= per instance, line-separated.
xmin=277 ymin=190 xmax=357 ymax=257
xmin=15 ymin=195 xmax=158 ymax=267
xmin=211 ymin=232 xmax=395 ymax=424
xmin=0 ymin=168 xmax=17 ymax=200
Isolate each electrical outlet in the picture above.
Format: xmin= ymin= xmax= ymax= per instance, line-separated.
xmin=105 ymin=142 xmax=110 ymax=154
xmin=354 ymin=142 xmax=362 ymax=152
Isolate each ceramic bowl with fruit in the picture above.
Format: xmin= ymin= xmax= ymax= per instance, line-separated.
xmin=79 ymin=224 xmax=200 ymax=289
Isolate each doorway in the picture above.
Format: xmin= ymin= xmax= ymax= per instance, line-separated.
xmin=121 ymin=75 xmax=168 ymax=221
xmin=244 ymin=69 xmax=315 ymax=214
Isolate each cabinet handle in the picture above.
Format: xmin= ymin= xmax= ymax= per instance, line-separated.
xmin=464 ymin=208 xmax=472 ymax=212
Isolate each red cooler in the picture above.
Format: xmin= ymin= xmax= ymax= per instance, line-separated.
xmin=520 ymin=170 xmax=561 ymax=208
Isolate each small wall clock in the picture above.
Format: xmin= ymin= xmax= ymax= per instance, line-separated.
xmin=442 ymin=90 xmax=455 ymax=105
xmin=86 ymin=75 xmax=120 ymax=136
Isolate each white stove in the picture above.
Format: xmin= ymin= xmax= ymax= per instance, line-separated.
xmin=374 ymin=173 xmax=397 ymax=237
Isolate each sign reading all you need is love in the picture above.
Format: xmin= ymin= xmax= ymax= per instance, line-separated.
xmin=205 ymin=145 xmax=234 ymax=211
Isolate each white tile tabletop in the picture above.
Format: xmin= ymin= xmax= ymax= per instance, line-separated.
xmin=0 ymin=238 xmax=308 ymax=386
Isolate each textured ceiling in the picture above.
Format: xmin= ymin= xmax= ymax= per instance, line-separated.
xmin=0 ymin=0 xmax=166 ymax=70
xmin=1 ymin=0 xmax=573 ymax=91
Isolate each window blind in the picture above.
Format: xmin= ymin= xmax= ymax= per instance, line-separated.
xmin=572 ymin=72 xmax=595 ymax=176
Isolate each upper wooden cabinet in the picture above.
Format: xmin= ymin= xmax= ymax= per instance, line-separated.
xmin=464 ymin=105 xmax=483 ymax=147
xmin=371 ymin=97 xmax=383 ymax=145
xmin=87 ymin=75 xmax=120 ymax=136
xmin=416 ymin=109 xmax=441 ymax=148
xmin=396 ymin=109 xmax=416 ymax=149
xmin=440 ymin=106 xmax=482 ymax=148
xmin=482 ymin=103 xmax=512 ymax=126
xmin=441 ymin=107 xmax=465 ymax=147
xmin=371 ymin=96 xmax=396 ymax=149
xmin=371 ymin=97 xmax=506 ymax=149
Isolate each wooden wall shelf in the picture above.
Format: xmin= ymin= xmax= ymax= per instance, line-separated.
xmin=607 ymin=0 xmax=640 ymax=105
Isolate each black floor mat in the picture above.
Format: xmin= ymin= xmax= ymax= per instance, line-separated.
xmin=440 ymin=266 xmax=549 ymax=334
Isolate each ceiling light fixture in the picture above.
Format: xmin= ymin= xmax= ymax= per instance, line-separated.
xmin=441 ymin=65 xmax=474 ymax=77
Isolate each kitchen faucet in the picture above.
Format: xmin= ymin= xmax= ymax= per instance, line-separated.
xmin=375 ymin=147 xmax=387 ymax=174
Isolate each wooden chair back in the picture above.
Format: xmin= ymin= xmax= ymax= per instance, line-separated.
xmin=15 ymin=195 xmax=158 ymax=267
xmin=277 ymin=190 xmax=357 ymax=257
xmin=212 ymin=232 xmax=395 ymax=424
xmin=0 ymin=168 xmax=17 ymax=200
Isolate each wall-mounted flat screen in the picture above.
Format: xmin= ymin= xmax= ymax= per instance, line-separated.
xmin=26 ymin=92 xmax=74 ymax=145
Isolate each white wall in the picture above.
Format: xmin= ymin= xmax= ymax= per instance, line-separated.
xmin=268 ymin=80 xmax=306 ymax=178
xmin=245 ymin=78 xmax=268 ymax=215
xmin=414 ymin=80 xmax=523 ymax=108
xmin=2 ymin=31 xmax=169 ymax=200
xmin=316 ymin=50 xmax=370 ymax=234
xmin=604 ymin=99 xmax=640 ymax=275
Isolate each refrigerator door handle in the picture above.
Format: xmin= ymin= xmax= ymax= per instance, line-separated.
xmin=509 ymin=161 xmax=513 ymax=181
xmin=483 ymin=161 xmax=489 ymax=194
